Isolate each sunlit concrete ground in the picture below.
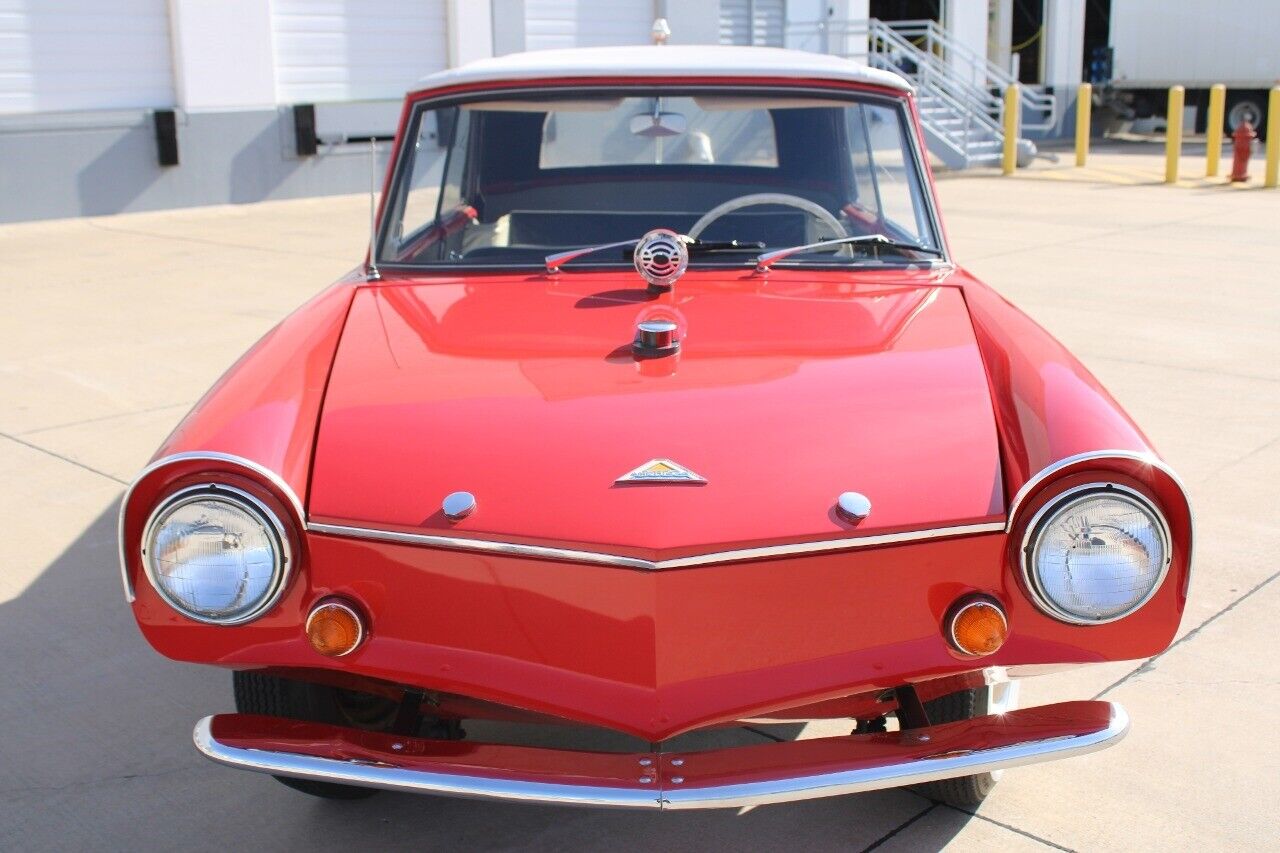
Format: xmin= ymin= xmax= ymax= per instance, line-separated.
xmin=1 ymin=141 xmax=1276 ymax=851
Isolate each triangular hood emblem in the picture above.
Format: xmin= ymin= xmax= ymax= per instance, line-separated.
xmin=615 ymin=458 xmax=706 ymax=484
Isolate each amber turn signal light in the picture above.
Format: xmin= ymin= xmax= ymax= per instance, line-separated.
xmin=306 ymin=600 xmax=366 ymax=657
xmin=947 ymin=598 xmax=1008 ymax=657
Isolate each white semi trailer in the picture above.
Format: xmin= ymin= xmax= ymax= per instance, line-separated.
xmin=1107 ymin=0 xmax=1280 ymax=133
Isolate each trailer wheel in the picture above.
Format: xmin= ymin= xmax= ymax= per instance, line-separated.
xmin=1227 ymin=92 xmax=1267 ymax=138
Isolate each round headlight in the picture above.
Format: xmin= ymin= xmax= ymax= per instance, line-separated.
xmin=1022 ymin=485 xmax=1171 ymax=624
xmin=142 ymin=485 xmax=290 ymax=624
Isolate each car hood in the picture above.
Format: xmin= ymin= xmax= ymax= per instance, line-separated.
xmin=309 ymin=270 xmax=1003 ymax=557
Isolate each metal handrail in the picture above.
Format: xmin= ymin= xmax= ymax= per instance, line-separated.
xmin=786 ymin=17 xmax=1017 ymax=166
xmin=877 ymin=18 xmax=1056 ymax=130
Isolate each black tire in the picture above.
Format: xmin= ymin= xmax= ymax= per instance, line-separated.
xmin=908 ymin=687 xmax=997 ymax=808
xmin=1226 ymin=92 xmax=1267 ymax=140
xmin=233 ymin=670 xmax=397 ymax=800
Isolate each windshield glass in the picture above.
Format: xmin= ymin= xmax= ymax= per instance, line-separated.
xmin=378 ymin=89 xmax=942 ymax=267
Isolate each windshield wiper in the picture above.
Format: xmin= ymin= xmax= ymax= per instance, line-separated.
xmin=754 ymin=234 xmax=943 ymax=272
xmin=545 ymin=235 xmax=765 ymax=273
xmin=545 ymin=238 xmax=644 ymax=273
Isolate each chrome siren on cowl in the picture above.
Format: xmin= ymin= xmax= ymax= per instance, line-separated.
xmin=633 ymin=229 xmax=688 ymax=291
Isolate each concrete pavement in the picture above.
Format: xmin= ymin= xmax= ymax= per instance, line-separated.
xmin=1 ymin=146 xmax=1276 ymax=850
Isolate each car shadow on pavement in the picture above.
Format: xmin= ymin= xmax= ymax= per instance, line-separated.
xmin=0 ymin=503 xmax=972 ymax=852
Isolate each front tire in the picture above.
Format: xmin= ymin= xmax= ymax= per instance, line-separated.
xmin=909 ymin=681 xmax=1020 ymax=808
xmin=232 ymin=671 xmax=399 ymax=799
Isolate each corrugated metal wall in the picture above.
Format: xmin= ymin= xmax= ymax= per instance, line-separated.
xmin=522 ymin=0 xmax=654 ymax=51
xmin=0 ymin=0 xmax=174 ymax=114
xmin=718 ymin=0 xmax=786 ymax=47
xmin=270 ymin=0 xmax=449 ymax=103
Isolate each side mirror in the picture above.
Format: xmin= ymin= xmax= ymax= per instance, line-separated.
xmin=630 ymin=111 xmax=687 ymax=138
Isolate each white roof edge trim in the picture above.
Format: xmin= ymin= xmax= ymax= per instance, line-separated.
xmin=411 ymin=45 xmax=912 ymax=96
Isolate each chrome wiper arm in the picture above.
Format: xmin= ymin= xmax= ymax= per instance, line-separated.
xmin=545 ymin=239 xmax=643 ymax=273
xmin=754 ymin=234 xmax=943 ymax=273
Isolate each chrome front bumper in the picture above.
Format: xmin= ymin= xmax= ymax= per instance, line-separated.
xmin=193 ymin=701 xmax=1128 ymax=810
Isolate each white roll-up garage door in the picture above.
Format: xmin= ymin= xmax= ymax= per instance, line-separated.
xmin=271 ymin=0 xmax=449 ymax=103
xmin=523 ymin=0 xmax=654 ymax=51
xmin=0 ymin=0 xmax=174 ymax=115
xmin=719 ymin=0 xmax=786 ymax=47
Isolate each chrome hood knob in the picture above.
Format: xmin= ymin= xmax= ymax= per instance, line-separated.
xmin=633 ymin=319 xmax=680 ymax=358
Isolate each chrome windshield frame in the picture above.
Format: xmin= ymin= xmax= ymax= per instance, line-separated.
xmin=375 ymin=83 xmax=951 ymax=273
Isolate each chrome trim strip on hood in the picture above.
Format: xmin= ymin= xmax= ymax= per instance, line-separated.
xmin=306 ymin=520 xmax=1006 ymax=570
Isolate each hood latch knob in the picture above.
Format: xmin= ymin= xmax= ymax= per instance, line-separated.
xmin=633 ymin=319 xmax=680 ymax=359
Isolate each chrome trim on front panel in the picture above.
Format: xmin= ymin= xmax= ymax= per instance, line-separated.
xmin=118 ymin=451 xmax=306 ymax=603
xmin=306 ymin=520 xmax=1006 ymax=570
xmin=192 ymin=703 xmax=1128 ymax=809
xmin=1018 ymin=483 xmax=1173 ymax=626
xmin=1004 ymin=450 xmax=1190 ymax=533
xmin=1003 ymin=449 xmax=1193 ymax=589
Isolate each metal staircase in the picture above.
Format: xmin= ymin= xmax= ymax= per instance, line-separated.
xmin=790 ymin=18 xmax=1057 ymax=169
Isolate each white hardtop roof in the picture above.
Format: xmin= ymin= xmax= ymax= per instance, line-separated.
xmin=412 ymin=44 xmax=911 ymax=95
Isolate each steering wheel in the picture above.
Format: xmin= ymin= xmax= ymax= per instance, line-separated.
xmin=688 ymin=193 xmax=847 ymax=242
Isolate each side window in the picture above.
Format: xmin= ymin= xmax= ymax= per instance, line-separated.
xmin=846 ymin=103 xmax=935 ymax=248
xmin=844 ymin=104 xmax=879 ymax=216
xmin=390 ymin=106 xmax=467 ymax=257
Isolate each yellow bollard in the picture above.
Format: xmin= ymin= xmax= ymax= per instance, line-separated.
xmin=1266 ymin=87 xmax=1280 ymax=188
xmin=1206 ymin=84 xmax=1225 ymax=177
xmin=1165 ymin=85 xmax=1184 ymax=184
xmin=1075 ymin=83 xmax=1092 ymax=167
xmin=1002 ymin=83 xmax=1020 ymax=175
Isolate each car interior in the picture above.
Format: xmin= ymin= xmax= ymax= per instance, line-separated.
xmin=379 ymin=93 xmax=934 ymax=266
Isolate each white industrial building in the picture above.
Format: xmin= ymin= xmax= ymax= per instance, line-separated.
xmin=0 ymin=1 xmax=1119 ymax=222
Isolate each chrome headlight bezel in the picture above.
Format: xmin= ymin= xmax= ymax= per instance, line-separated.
xmin=140 ymin=483 xmax=292 ymax=625
xmin=1020 ymin=483 xmax=1172 ymax=625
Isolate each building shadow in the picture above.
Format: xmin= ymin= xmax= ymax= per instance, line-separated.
xmin=75 ymin=121 xmax=166 ymax=215
xmin=0 ymin=502 xmax=970 ymax=851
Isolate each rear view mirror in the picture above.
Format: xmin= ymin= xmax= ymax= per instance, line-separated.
xmin=630 ymin=111 xmax=687 ymax=138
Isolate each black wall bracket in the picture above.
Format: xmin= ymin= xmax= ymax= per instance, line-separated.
xmin=153 ymin=109 xmax=179 ymax=167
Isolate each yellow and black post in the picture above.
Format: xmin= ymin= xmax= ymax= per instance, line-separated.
xmin=1075 ymin=83 xmax=1092 ymax=167
xmin=1266 ymin=87 xmax=1280 ymax=188
xmin=1003 ymin=84 xmax=1020 ymax=175
xmin=1165 ymin=85 xmax=1184 ymax=184
xmin=1206 ymin=84 xmax=1225 ymax=177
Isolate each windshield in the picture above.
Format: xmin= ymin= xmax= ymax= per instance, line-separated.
xmin=377 ymin=89 xmax=942 ymax=268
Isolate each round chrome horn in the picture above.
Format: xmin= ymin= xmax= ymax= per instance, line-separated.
xmin=633 ymin=229 xmax=688 ymax=291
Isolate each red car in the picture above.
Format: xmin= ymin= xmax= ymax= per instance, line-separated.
xmin=120 ymin=44 xmax=1192 ymax=809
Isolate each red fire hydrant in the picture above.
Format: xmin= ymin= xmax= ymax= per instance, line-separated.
xmin=1230 ymin=120 xmax=1257 ymax=182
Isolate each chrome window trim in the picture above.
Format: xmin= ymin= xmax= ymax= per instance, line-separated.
xmin=118 ymin=451 xmax=306 ymax=603
xmin=1019 ymin=483 xmax=1173 ymax=626
xmin=377 ymin=83 xmax=951 ymax=269
xmin=192 ymin=702 xmax=1128 ymax=809
xmin=141 ymin=483 xmax=293 ymax=626
xmin=306 ymin=520 xmax=1006 ymax=570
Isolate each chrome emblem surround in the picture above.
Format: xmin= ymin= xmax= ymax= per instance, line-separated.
xmin=632 ymin=228 xmax=688 ymax=290
xmin=616 ymin=458 xmax=706 ymax=484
